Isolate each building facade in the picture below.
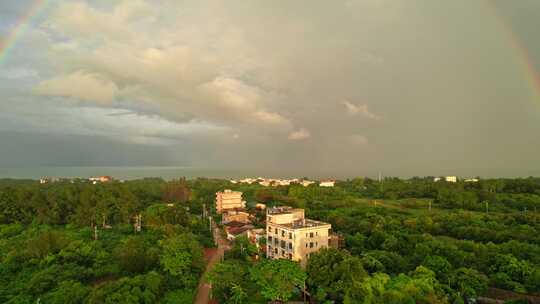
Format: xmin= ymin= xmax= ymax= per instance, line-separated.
xmin=266 ymin=206 xmax=331 ymax=264
xmin=215 ymin=189 xmax=246 ymax=213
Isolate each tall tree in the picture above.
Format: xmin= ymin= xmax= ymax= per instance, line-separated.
xmin=250 ymin=259 xmax=306 ymax=303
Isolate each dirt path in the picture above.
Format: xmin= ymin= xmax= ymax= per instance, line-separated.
xmin=194 ymin=226 xmax=229 ymax=304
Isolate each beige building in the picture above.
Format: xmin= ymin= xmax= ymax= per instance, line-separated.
xmin=216 ymin=190 xmax=246 ymax=213
xmin=266 ymin=206 xmax=332 ymax=264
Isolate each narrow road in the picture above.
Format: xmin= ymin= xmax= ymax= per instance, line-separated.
xmin=194 ymin=226 xmax=229 ymax=304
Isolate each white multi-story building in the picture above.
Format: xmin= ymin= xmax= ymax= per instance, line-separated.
xmin=266 ymin=206 xmax=332 ymax=264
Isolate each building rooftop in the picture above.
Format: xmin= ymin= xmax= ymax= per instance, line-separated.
xmin=219 ymin=189 xmax=242 ymax=194
xmin=267 ymin=206 xmax=302 ymax=215
xmin=280 ymin=218 xmax=331 ymax=229
xmin=228 ymin=226 xmax=252 ymax=235
xmin=223 ymin=220 xmax=247 ymax=227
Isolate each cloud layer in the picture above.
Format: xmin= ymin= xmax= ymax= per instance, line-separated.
xmin=2 ymin=0 xmax=540 ymax=176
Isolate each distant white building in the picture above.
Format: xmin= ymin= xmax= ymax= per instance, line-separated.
xmin=301 ymin=180 xmax=315 ymax=187
xmin=445 ymin=176 xmax=458 ymax=183
xmin=278 ymin=180 xmax=291 ymax=186
xmin=89 ymin=176 xmax=113 ymax=184
xmin=259 ymin=180 xmax=272 ymax=187
xmin=434 ymin=176 xmax=457 ymax=183
xmin=239 ymin=178 xmax=256 ymax=184
xmin=465 ymin=178 xmax=479 ymax=183
xmin=319 ymin=180 xmax=335 ymax=187
xmin=40 ymin=177 xmax=65 ymax=184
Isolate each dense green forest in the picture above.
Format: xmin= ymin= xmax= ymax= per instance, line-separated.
xmin=1 ymin=177 xmax=540 ymax=303
xmin=0 ymin=178 xmax=212 ymax=303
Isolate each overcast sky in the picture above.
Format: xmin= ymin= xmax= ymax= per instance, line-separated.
xmin=1 ymin=0 xmax=540 ymax=177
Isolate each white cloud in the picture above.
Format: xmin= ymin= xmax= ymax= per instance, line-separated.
xmin=38 ymin=1 xmax=294 ymax=132
xmin=0 ymin=67 xmax=39 ymax=79
xmin=343 ymin=101 xmax=381 ymax=120
xmin=33 ymin=0 xmax=398 ymax=147
xmin=35 ymin=71 xmax=119 ymax=104
xmin=44 ymin=0 xmax=154 ymax=43
xmin=288 ymin=128 xmax=311 ymax=141
xmin=349 ymin=134 xmax=369 ymax=146
xmin=199 ymin=77 xmax=260 ymax=112
xmin=253 ymin=111 xmax=292 ymax=127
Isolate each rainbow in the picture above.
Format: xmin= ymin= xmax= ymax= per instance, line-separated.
xmin=484 ymin=0 xmax=540 ymax=102
xmin=0 ymin=0 xmax=50 ymax=65
xmin=507 ymin=30 xmax=540 ymax=102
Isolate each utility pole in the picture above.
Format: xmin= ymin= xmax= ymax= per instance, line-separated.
xmin=379 ymin=172 xmax=384 ymax=195
xmin=94 ymin=225 xmax=98 ymax=240
xmin=485 ymin=201 xmax=489 ymax=214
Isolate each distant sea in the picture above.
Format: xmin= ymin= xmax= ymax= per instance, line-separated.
xmin=0 ymin=166 xmax=349 ymax=181
xmin=1 ymin=166 xmax=537 ymax=181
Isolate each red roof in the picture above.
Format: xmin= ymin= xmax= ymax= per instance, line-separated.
xmin=228 ymin=226 xmax=251 ymax=235
xmin=224 ymin=221 xmax=246 ymax=227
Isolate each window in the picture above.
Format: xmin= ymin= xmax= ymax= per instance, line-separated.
xmin=275 ymin=228 xmax=278 ymax=234
xmin=289 ymin=232 xmax=292 ymax=239
xmin=316 ymin=231 xmax=318 ymax=236
xmin=282 ymin=230 xmax=285 ymax=237
xmin=305 ymin=243 xmax=308 ymax=248
xmin=288 ymin=242 xmax=292 ymax=249
xmin=310 ymin=242 xmax=314 ymax=248
xmin=268 ymin=227 xmax=272 ymax=232
xmin=310 ymin=232 xmax=314 ymax=238
xmin=274 ymin=248 xmax=278 ymax=254
xmin=315 ymin=242 xmax=318 ymax=247
xmin=274 ymin=238 xmax=278 ymax=246
xmin=268 ymin=236 xmax=273 ymax=242
xmin=280 ymin=240 xmax=286 ymax=249
xmin=288 ymin=253 xmax=292 ymax=259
